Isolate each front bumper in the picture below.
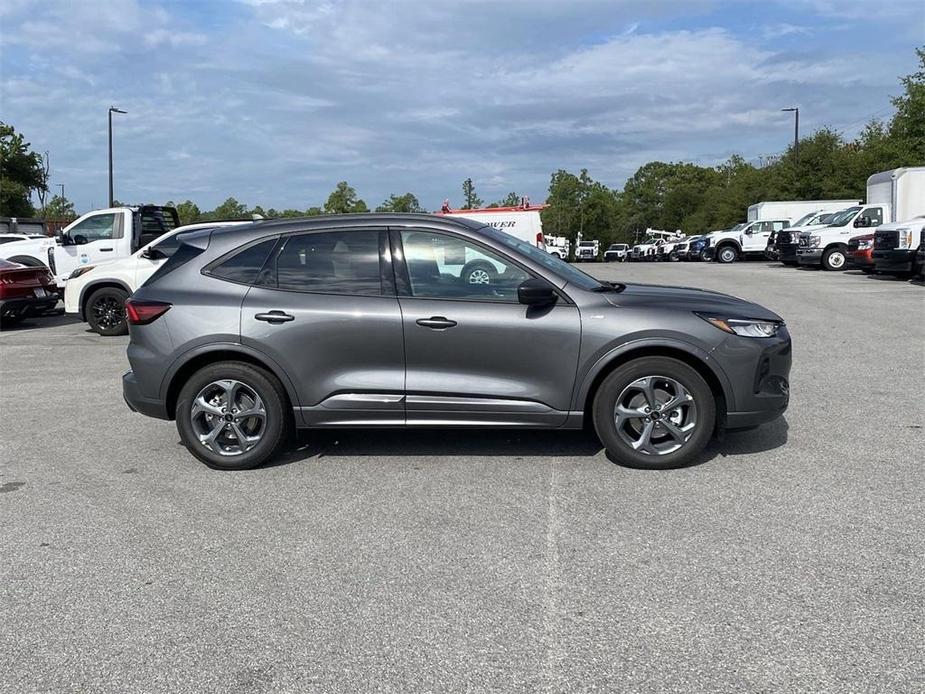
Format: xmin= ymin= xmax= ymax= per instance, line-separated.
xmin=796 ymin=248 xmax=823 ymax=266
xmin=122 ymin=370 xmax=170 ymax=420
xmin=847 ymin=248 xmax=874 ymax=269
xmin=777 ymin=243 xmax=799 ymax=263
xmin=872 ymin=249 xmax=916 ymax=274
xmin=715 ymin=328 xmax=792 ymax=431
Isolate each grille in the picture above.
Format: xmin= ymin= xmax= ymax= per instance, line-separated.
xmin=874 ymin=229 xmax=899 ymax=251
xmin=847 ymin=238 xmax=860 ymax=252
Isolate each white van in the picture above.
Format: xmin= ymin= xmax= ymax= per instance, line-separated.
xmin=438 ymin=204 xmax=546 ymax=249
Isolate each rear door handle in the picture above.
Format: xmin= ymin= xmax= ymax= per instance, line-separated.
xmin=255 ymin=310 xmax=294 ymax=324
xmin=100 ymin=248 xmax=114 ymax=252
xmin=416 ymin=316 xmax=457 ymax=330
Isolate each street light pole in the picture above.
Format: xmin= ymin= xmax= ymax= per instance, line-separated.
xmin=108 ymin=106 xmax=126 ymax=207
xmin=781 ymin=107 xmax=799 ymax=158
xmin=57 ymin=183 xmax=65 ymax=199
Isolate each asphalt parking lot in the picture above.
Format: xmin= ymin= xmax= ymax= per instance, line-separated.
xmin=1 ymin=261 xmax=922 ymax=693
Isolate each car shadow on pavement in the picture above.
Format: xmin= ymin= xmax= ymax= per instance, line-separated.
xmin=266 ymin=417 xmax=789 ymax=469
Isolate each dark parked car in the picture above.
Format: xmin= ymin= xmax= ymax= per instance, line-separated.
xmin=123 ymin=214 xmax=791 ymax=471
xmin=0 ymin=258 xmax=58 ymax=327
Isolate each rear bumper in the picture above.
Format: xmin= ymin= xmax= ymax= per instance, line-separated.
xmin=0 ymin=295 xmax=59 ymax=320
xmin=122 ymin=370 xmax=170 ymax=420
xmin=872 ymin=249 xmax=916 ymax=274
xmin=796 ymin=248 xmax=823 ymax=265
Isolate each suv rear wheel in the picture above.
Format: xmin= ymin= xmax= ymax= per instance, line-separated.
xmin=176 ymin=361 xmax=291 ymax=470
xmin=86 ymin=286 xmax=129 ymax=336
xmin=593 ymin=357 xmax=715 ymax=469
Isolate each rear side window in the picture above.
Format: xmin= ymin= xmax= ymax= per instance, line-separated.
xmin=272 ymin=231 xmax=381 ymax=295
xmin=208 ymin=238 xmax=278 ymax=285
xmin=144 ymin=243 xmax=206 ymax=286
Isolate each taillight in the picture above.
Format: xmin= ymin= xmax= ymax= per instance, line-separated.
xmin=125 ymin=299 xmax=171 ymax=325
xmin=536 ymin=232 xmax=544 ymax=248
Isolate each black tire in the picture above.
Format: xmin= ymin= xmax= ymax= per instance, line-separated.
xmin=0 ymin=312 xmax=27 ymax=328
xmin=716 ymin=245 xmax=738 ymax=264
xmin=822 ymin=246 xmax=847 ymax=271
xmin=85 ymin=286 xmax=129 ymax=336
xmin=593 ymin=357 xmax=716 ymax=470
xmin=176 ymin=361 xmax=291 ymax=470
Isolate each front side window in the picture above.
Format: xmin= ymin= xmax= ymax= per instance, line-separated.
xmin=274 ymin=230 xmax=381 ymax=294
xmin=860 ymin=207 xmax=883 ymax=227
xmin=68 ymin=213 xmax=119 ymax=243
xmin=400 ymin=230 xmax=530 ymax=302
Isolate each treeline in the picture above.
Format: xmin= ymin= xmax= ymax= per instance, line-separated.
xmin=3 ymin=49 xmax=922 ymax=243
xmin=541 ymin=47 xmax=924 ymax=245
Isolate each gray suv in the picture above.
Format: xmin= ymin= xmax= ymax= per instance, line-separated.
xmin=123 ymin=214 xmax=791 ymax=471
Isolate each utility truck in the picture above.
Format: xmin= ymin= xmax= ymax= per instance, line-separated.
xmin=705 ymin=219 xmax=791 ymax=263
xmin=769 ymin=210 xmax=843 ymax=264
xmin=575 ymin=239 xmax=600 ymax=262
xmin=545 ymin=235 xmax=570 ymax=260
xmin=872 ymin=216 xmax=925 ymax=277
xmin=797 ymin=167 xmax=925 ymax=271
xmin=0 ymin=205 xmax=179 ymax=289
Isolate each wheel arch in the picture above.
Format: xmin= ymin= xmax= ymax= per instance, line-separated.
xmin=6 ymin=254 xmax=46 ymax=268
xmin=715 ymin=239 xmax=741 ymax=256
xmin=79 ymin=280 xmax=132 ymax=319
xmin=577 ymin=341 xmax=730 ymax=433
xmin=162 ymin=345 xmax=300 ymax=421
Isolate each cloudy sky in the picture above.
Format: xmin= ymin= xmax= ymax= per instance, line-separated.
xmin=1 ymin=0 xmax=922 ymax=213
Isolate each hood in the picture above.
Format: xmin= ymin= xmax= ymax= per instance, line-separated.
xmin=602 ymin=282 xmax=782 ymax=321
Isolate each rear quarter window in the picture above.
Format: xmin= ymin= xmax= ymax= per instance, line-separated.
xmin=205 ymin=238 xmax=278 ymax=285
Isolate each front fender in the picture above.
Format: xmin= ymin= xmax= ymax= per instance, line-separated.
xmin=76 ymin=278 xmax=133 ymax=318
xmin=571 ymin=335 xmax=735 ymax=412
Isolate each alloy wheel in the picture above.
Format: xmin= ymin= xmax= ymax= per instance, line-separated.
xmin=467 ymin=268 xmax=491 ymax=284
xmin=93 ymin=296 xmax=126 ymax=329
xmin=613 ymin=375 xmax=697 ymax=455
xmin=190 ymin=379 xmax=266 ymax=456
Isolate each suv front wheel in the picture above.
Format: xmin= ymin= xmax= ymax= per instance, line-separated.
xmin=593 ymin=357 xmax=715 ymax=469
xmin=176 ymin=361 xmax=291 ymax=470
xmin=716 ymin=245 xmax=738 ymax=264
xmin=86 ymin=286 xmax=129 ymax=336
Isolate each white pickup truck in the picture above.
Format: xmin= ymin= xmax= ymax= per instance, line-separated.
xmin=0 ymin=206 xmax=179 ymax=289
xmin=64 ymin=220 xmax=248 ymax=335
xmin=797 ymin=167 xmax=925 ymax=271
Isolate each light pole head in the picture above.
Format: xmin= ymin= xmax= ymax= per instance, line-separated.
xmin=109 ymin=106 xmax=127 ymax=114
xmin=781 ymin=107 xmax=798 ymax=113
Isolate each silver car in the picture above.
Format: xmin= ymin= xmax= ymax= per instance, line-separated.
xmin=123 ymin=214 xmax=791 ymax=470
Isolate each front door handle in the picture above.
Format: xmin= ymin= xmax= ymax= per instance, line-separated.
xmin=99 ymin=248 xmax=114 ymax=252
xmin=416 ymin=316 xmax=457 ymax=330
xmin=255 ymin=310 xmax=294 ymax=324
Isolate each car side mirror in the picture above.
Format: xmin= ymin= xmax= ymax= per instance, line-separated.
xmin=744 ymin=229 xmax=753 ymax=235
xmin=518 ymin=278 xmax=557 ymax=306
xmin=73 ymin=234 xmax=88 ymax=245
xmin=855 ymin=217 xmax=869 ymax=228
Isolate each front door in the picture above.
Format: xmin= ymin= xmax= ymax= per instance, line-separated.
xmin=239 ymin=229 xmax=405 ymax=426
xmin=56 ymin=211 xmax=124 ymax=283
xmin=393 ymin=228 xmax=581 ymax=427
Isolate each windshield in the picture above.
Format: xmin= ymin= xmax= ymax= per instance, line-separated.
xmin=827 ymin=206 xmax=862 ymax=227
xmin=578 ymin=241 xmax=594 ymax=247
xmin=792 ymin=212 xmax=818 ymax=227
xmin=728 ymin=223 xmax=747 ymax=232
xmin=481 ymin=226 xmax=602 ymax=291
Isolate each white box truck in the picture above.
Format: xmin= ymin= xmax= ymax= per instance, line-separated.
xmin=747 ymin=200 xmax=858 ymax=223
xmin=438 ymin=204 xmax=546 ymax=249
xmin=797 ymin=167 xmax=925 ymax=271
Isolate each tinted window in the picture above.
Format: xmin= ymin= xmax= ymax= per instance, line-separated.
xmin=149 ymin=233 xmax=183 ymax=258
xmin=861 ymin=207 xmax=883 ymax=227
xmin=210 ymin=238 xmax=278 ymax=285
xmin=274 ymin=231 xmax=380 ymax=294
xmin=400 ymin=230 xmax=530 ymax=302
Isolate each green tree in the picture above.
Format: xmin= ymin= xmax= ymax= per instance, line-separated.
xmin=888 ymin=46 xmax=925 ymax=164
xmin=324 ymin=181 xmax=368 ymax=214
xmin=173 ymin=200 xmax=201 ymax=225
xmin=488 ymin=191 xmax=521 ymax=208
xmin=206 ymin=197 xmax=249 ymax=220
xmin=376 ymin=192 xmax=425 ymax=213
xmin=42 ymin=194 xmax=77 ymax=221
xmin=461 ymin=178 xmax=482 ymax=209
xmin=0 ymin=122 xmax=46 ymax=216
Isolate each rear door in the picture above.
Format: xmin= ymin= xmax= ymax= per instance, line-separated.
xmin=238 ymin=228 xmax=405 ymax=425
xmin=392 ymin=227 xmax=581 ymax=426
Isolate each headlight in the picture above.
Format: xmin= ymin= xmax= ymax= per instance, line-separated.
xmin=808 ymin=235 xmax=821 ymax=248
xmin=68 ymin=265 xmax=96 ymax=280
xmin=857 ymin=238 xmax=873 ymax=249
xmin=697 ymin=313 xmax=782 ymax=338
